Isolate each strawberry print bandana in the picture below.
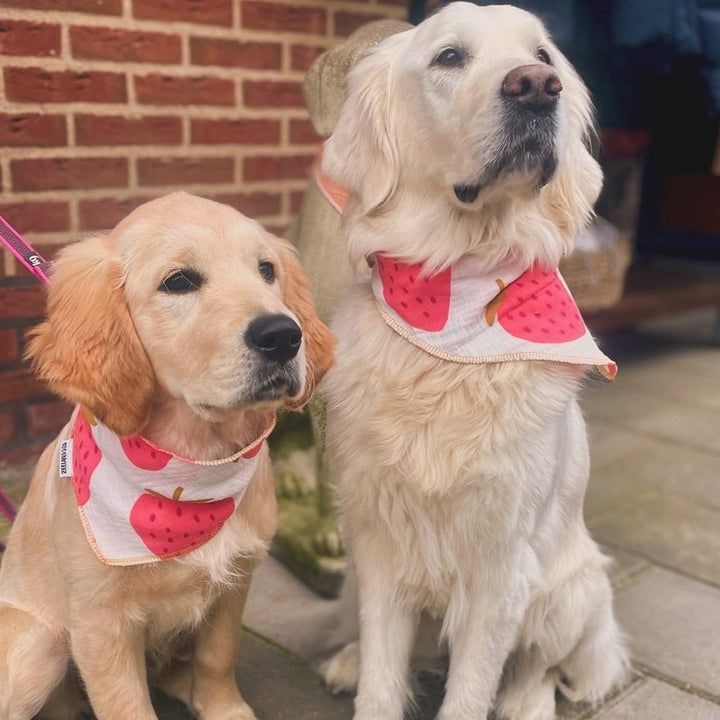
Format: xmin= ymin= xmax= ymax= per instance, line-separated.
xmin=61 ymin=408 xmax=276 ymax=566
xmin=371 ymin=254 xmax=616 ymax=379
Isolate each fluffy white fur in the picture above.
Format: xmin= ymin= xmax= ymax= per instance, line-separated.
xmin=320 ymin=4 xmax=629 ymax=719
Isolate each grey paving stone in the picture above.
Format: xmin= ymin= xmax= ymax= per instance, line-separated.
xmin=149 ymin=630 xmax=354 ymax=720
xmin=588 ymin=490 xmax=720 ymax=586
xmin=591 ymin=678 xmax=720 ymax=720
xmin=584 ymin=434 xmax=720 ymax=520
xmin=583 ymin=382 xmax=720 ymax=455
xmin=613 ymin=567 xmax=720 ymax=697
xmin=602 ymin=547 xmax=649 ymax=590
xmin=244 ymin=555 xmax=346 ymax=661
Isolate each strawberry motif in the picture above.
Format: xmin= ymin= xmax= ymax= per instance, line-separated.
xmin=241 ymin=440 xmax=264 ymax=460
xmin=72 ymin=411 xmax=101 ymax=506
xmin=485 ymin=266 xmax=585 ymax=343
xmin=130 ymin=487 xmax=235 ymax=559
xmin=376 ymin=254 xmax=451 ymax=332
xmin=121 ymin=435 xmax=172 ymax=471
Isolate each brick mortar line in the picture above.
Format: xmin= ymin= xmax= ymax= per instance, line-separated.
xmin=0 ymin=57 xmax=314 ymax=82
xmin=0 ymin=8 xmax=394 ymax=44
xmin=633 ymin=662 xmax=720 ymax=706
xmin=0 ymin=139 xmax=320 ymax=157
xmin=0 ymin=103 xmax=313 ymax=122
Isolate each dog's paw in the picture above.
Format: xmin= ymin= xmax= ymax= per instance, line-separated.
xmin=318 ymin=640 xmax=360 ymax=695
xmin=494 ymin=674 xmax=556 ymax=720
xmin=312 ymin=522 xmax=344 ymax=557
xmin=273 ymin=448 xmax=318 ymax=498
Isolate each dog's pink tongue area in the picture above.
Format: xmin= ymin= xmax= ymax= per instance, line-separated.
xmin=377 ymin=255 xmax=451 ymax=332
xmin=498 ymin=267 xmax=584 ymax=342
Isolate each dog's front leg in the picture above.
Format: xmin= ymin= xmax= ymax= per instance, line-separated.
xmin=353 ymin=552 xmax=418 ymax=720
xmin=437 ymin=560 xmax=531 ymax=720
xmin=69 ymin=618 xmax=157 ymax=720
xmin=189 ymin=573 xmax=257 ymax=720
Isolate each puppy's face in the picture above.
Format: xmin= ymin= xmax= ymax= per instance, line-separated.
xmin=118 ymin=197 xmax=304 ymax=415
xmin=26 ymin=193 xmax=335 ymax=436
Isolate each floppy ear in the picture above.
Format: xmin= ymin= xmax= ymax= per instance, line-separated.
xmin=543 ymin=54 xmax=604 ymax=242
xmin=273 ymin=239 xmax=336 ymax=410
xmin=321 ymin=31 xmax=408 ymax=215
xmin=25 ymin=236 xmax=155 ymax=436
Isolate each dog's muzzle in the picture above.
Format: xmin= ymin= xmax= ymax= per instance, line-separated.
xmin=245 ymin=313 xmax=303 ymax=401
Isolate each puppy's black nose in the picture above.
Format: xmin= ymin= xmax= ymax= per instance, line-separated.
xmin=246 ymin=314 xmax=302 ymax=365
xmin=502 ymin=64 xmax=562 ymax=111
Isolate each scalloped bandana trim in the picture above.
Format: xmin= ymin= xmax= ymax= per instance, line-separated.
xmin=62 ymin=408 xmax=276 ymax=566
xmin=371 ymin=253 xmax=616 ymax=379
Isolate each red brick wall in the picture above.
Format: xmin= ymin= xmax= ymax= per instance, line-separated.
xmin=0 ymin=0 xmax=406 ymax=464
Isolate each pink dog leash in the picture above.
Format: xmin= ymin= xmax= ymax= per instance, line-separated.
xmin=0 ymin=214 xmax=51 ymax=546
xmin=0 ymin=214 xmax=51 ymax=284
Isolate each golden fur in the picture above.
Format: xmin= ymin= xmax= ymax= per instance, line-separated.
xmin=318 ymin=5 xmax=628 ymax=720
xmin=0 ymin=192 xmax=335 ymax=720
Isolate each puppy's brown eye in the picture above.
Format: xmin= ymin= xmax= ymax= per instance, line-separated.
xmin=537 ymin=48 xmax=551 ymax=64
xmin=258 ymin=261 xmax=275 ymax=283
xmin=433 ymin=47 xmax=466 ymax=68
xmin=159 ymin=269 xmax=203 ymax=294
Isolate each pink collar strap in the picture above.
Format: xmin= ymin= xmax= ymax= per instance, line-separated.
xmin=61 ymin=408 xmax=276 ymax=566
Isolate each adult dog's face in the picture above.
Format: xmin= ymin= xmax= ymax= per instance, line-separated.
xmin=405 ymin=2 xmax=570 ymax=205
xmin=323 ymin=2 xmax=601 ymax=243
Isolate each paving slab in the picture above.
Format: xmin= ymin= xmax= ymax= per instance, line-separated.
xmin=613 ymin=567 xmax=720 ymax=698
xmin=585 ymin=435 xmax=720 ymax=519
xmin=245 ymin=554 xmax=345 ymax=661
xmin=588 ymin=490 xmax=720 ymax=587
xmin=583 ymin=381 xmax=720 ymax=455
xmin=149 ymin=630 xmax=355 ymax=720
xmin=591 ymin=678 xmax=720 ymax=720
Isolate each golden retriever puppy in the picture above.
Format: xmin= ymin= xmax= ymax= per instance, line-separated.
xmin=319 ymin=4 xmax=629 ymax=720
xmin=0 ymin=192 xmax=335 ymax=720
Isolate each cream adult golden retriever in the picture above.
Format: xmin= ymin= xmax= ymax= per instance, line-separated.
xmin=0 ymin=192 xmax=335 ymax=720
xmin=320 ymin=4 xmax=629 ymax=720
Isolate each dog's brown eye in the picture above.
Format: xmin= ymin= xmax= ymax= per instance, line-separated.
xmin=537 ymin=48 xmax=551 ymax=64
xmin=433 ymin=47 xmax=466 ymax=68
xmin=159 ymin=269 xmax=203 ymax=294
xmin=258 ymin=261 xmax=275 ymax=283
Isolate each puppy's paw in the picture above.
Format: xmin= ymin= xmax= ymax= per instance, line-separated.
xmin=318 ymin=640 xmax=360 ymax=695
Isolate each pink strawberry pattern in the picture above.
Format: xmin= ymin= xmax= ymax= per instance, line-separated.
xmin=241 ymin=440 xmax=264 ymax=460
xmin=130 ymin=487 xmax=235 ymax=559
xmin=376 ymin=254 xmax=451 ymax=332
xmin=486 ymin=266 xmax=585 ymax=343
xmin=121 ymin=435 xmax=172 ymax=471
xmin=72 ymin=410 xmax=101 ymax=506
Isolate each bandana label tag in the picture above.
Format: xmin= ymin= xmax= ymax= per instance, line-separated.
xmin=59 ymin=439 xmax=73 ymax=478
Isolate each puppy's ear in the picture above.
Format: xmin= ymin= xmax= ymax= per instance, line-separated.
xmin=273 ymin=239 xmax=336 ymax=410
xmin=321 ymin=31 xmax=408 ymax=215
xmin=25 ymin=236 xmax=155 ymax=436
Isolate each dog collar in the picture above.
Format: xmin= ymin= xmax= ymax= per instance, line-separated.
xmin=60 ymin=408 xmax=276 ymax=566
xmin=370 ymin=254 xmax=616 ymax=379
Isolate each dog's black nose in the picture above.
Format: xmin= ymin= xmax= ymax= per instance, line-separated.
xmin=246 ymin=314 xmax=302 ymax=365
xmin=502 ymin=64 xmax=562 ymax=111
